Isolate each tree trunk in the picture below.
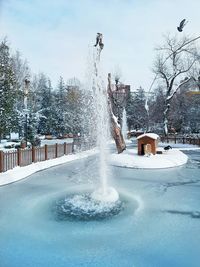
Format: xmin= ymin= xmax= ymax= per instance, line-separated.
xmin=163 ymin=101 xmax=170 ymax=136
xmin=107 ymin=73 xmax=126 ymax=153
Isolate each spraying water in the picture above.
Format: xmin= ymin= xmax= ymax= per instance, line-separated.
xmin=122 ymin=109 xmax=128 ymax=140
xmin=53 ymin=38 xmax=120 ymax=222
xmin=89 ymin=46 xmax=119 ymax=202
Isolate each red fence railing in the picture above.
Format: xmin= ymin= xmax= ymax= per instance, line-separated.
xmin=0 ymin=142 xmax=74 ymax=173
xmin=3 ymin=150 xmax=18 ymax=172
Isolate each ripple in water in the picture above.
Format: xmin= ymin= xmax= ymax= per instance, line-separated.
xmin=53 ymin=193 xmax=123 ymax=221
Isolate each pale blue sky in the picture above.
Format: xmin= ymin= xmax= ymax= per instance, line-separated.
xmin=0 ymin=0 xmax=199 ymax=89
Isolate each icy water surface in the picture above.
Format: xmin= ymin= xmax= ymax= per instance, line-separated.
xmin=0 ymin=150 xmax=200 ymax=267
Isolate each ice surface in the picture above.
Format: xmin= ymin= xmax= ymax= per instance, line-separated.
xmin=0 ymin=151 xmax=199 ymax=267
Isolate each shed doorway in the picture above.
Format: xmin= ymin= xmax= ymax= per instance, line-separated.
xmin=141 ymin=144 xmax=145 ymax=155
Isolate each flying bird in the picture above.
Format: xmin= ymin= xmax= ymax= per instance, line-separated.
xmin=177 ymin=19 xmax=187 ymax=32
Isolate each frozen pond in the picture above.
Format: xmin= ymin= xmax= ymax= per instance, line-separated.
xmin=0 ymin=150 xmax=200 ymax=267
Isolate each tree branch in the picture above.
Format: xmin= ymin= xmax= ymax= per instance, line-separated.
xmin=166 ymin=77 xmax=193 ymax=101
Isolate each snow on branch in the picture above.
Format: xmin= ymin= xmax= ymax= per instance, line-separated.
xmin=166 ymin=77 xmax=193 ymax=101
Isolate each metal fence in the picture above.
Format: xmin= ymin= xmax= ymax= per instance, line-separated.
xmin=160 ymin=136 xmax=200 ymax=146
xmin=0 ymin=142 xmax=74 ymax=173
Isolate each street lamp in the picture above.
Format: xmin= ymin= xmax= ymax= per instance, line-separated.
xmin=24 ymin=79 xmax=30 ymax=110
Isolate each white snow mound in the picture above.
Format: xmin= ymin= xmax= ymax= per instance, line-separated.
xmin=110 ymin=148 xmax=188 ymax=169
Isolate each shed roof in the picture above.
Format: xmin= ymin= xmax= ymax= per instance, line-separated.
xmin=137 ymin=133 xmax=159 ymax=140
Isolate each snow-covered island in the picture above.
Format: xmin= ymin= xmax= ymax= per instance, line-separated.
xmin=110 ymin=147 xmax=188 ymax=169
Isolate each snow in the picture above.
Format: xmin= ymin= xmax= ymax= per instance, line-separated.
xmin=158 ymin=142 xmax=200 ymax=150
xmin=41 ymin=138 xmax=73 ymax=145
xmin=112 ymin=114 xmax=120 ymax=128
xmin=110 ymin=148 xmax=188 ymax=169
xmin=0 ymin=138 xmax=73 ymax=151
xmin=0 ymin=141 xmax=21 ymax=151
xmin=137 ymin=133 xmax=159 ymax=140
xmin=1 ymin=140 xmax=199 ymax=186
xmin=145 ymin=99 xmax=149 ymax=112
xmin=0 ymin=148 xmax=97 ymax=186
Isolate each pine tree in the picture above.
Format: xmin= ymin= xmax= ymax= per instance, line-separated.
xmin=126 ymin=87 xmax=148 ymax=131
xmin=126 ymin=90 xmax=135 ymax=131
xmin=0 ymin=40 xmax=16 ymax=139
xmin=65 ymin=85 xmax=83 ymax=134
xmin=37 ymin=74 xmax=55 ymax=135
xmin=54 ymin=76 xmax=67 ymax=136
xmin=11 ymin=50 xmax=30 ymax=112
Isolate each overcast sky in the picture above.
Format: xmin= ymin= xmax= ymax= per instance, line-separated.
xmin=0 ymin=0 xmax=199 ymax=90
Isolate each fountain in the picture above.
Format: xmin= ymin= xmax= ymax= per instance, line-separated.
xmin=1 ymin=35 xmax=198 ymax=267
xmin=54 ymin=34 xmax=120 ymax=221
xmin=89 ymin=40 xmax=119 ymax=203
xmin=55 ymin=193 xmax=122 ymax=221
xmin=122 ymin=108 xmax=128 ymax=140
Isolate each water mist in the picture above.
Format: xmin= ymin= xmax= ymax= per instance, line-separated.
xmin=88 ymin=46 xmax=119 ymax=203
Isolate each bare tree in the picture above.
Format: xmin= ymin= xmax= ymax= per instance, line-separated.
xmin=107 ymin=73 xmax=126 ymax=153
xmin=153 ymin=34 xmax=200 ymax=135
xmin=66 ymin=77 xmax=81 ymax=88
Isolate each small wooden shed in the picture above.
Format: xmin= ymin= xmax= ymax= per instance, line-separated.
xmin=137 ymin=133 xmax=159 ymax=155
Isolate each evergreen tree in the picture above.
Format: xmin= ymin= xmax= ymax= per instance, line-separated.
xmin=11 ymin=51 xmax=30 ymax=112
xmin=126 ymin=91 xmax=135 ymax=131
xmin=64 ymin=78 xmax=83 ymax=135
xmin=169 ymin=87 xmax=200 ymax=133
xmin=148 ymin=86 xmax=165 ymax=133
xmin=0 ymin=40 xmax=17 ymax=139
xmin=126 ymin=87 xmax=148 ymax=131
xmin=54 ymin=77 xmax=67 ymax=135
xmin=65 ymin=86 xmax=81 ymax=134
xmin=37 ymin=74 xmax=55 ymax=135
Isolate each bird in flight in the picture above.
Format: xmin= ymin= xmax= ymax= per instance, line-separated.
xmin=177 ymin=19 xmax=187 ymax=32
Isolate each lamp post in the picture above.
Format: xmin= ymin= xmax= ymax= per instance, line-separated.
xmin=24 ymin=79 xmax=30 ymax=110
xmin=24 ymin=79 xmax=30 ymax=147
xmin=25 ymin=113 xmax=28 ymax=147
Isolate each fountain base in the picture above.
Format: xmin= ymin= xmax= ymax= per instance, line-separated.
xmin=54 ymin=191 xmax=122 ymax=221
xmin=91 ymin=186 xmax=119 ymax=203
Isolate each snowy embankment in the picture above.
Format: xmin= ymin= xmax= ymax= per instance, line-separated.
xmin=110 ymin=148 xmax=189 ymax=169
xmin=0 ymin=149 xmax=97 ymax=186
xmin=1 ymin=141 xmax=199 ymax=186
